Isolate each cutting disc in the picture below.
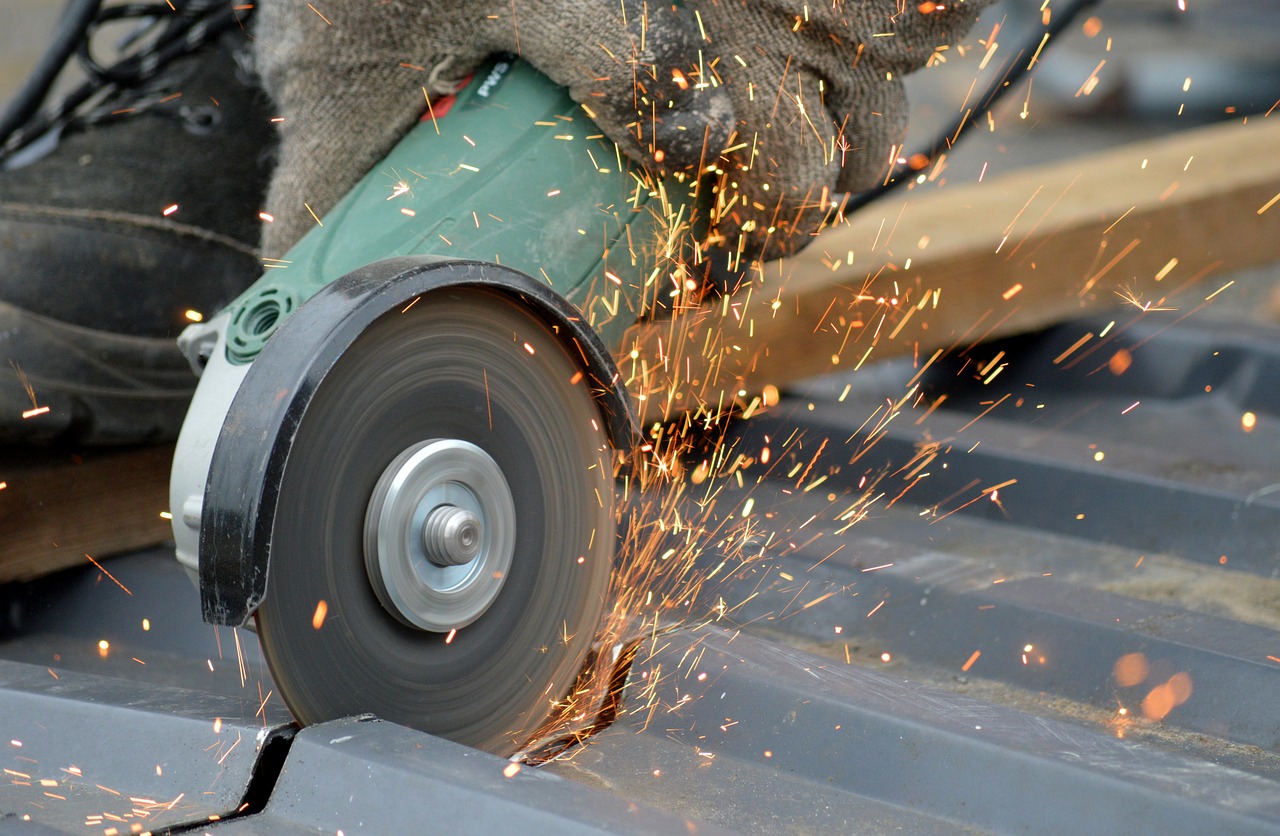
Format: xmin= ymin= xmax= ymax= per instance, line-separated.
xmin=253 ymin=287 xmax=613 ymax=754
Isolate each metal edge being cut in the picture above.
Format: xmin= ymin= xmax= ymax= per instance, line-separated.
xmin=197 ymin=255 xmax=635 ymax=628
xmin=0 ymin=658 xmax=294 ymax=833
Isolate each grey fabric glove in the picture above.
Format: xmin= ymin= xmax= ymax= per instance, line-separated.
xmin=255 ymin=0 xmax=731 ymax=257
xmin=689 ymin=0 xmax=994 ymax=265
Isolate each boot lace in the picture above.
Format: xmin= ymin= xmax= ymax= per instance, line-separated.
xmin=0 ymin=0 xmax=252 ymax=164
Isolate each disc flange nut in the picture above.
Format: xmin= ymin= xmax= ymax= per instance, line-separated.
xmin=423 ymin=505 xmax=483 ymax=566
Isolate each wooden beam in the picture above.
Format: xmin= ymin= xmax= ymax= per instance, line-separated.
xmin=620 ymin=117 xmax=1280 ymax=425
xmin=0 ymin=445 xmax=173 ymax=584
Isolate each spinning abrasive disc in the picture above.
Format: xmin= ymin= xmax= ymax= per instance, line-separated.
xmin=253 ymin=287 xmax=613 ymax=754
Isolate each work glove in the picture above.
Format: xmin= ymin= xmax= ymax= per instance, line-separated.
xmin=255 ymin=0 xmax=731 ymax=258
xmin=690 ymin=0 xmax=994 ymax=266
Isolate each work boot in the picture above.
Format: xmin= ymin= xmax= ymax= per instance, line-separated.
xmin=0 ymin=1 xmax=274 ymax=444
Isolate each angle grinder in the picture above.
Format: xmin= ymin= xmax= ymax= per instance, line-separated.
xmin=169 ymin=59 xmax=689 ymax=754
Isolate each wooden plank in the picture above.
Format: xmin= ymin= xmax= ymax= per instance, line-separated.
xmin=0 ymin=445 xmax=173 ymax=584
xmin=620 ymin=117 xmax=1280 ymax=425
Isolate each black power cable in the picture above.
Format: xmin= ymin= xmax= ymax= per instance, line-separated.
xmin=0 ymin=0 xmax=249 ymax=162
xmin=846 ymin=0 xmax=1104 ymax=215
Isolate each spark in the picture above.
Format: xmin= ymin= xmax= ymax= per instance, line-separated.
xmin=1154 ymin=257 xmax=1178 ymax=281
xmin=1101 ymin=206 xmax=1134 ymax=235
xmin=1075 ymin=60 xmax=1107 ymax=97
xmin=306 ymin=3 xmax=331 ymax=24
xmin=21 ymin=406 xmax=49 ymax=419
xmin=1204 ymin=280 xmax=1234 ymax=301
xmin=1053 ymin=332 xmax=1094 ymax=365
xmin=217 ymin=731 xmax=243 ymax=765
xmin=1114 ymin=652 xmax=1149 ymax=686
xmin=311 ymin=600 xmax=328 ymax=630
xmin=421 ymin=87 xmax=441 ymax=134
xmin=84 ymin=554 xmax=132 ymax=595
xmin=162 ymin=204 xmax=179 ymax=216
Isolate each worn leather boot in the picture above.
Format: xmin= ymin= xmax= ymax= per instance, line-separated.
xmin=0 ymin=0 xmax=274 ymax=443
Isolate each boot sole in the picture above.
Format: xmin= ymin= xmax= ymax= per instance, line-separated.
xmin=0 ymin=301 xmax=195 ymax=444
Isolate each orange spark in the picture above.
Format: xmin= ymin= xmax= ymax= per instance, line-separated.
xmin=84 ymin=554 xmax=132 ymax=596
xmin=311 ymin=600 xmax=328 ymax=630
xmin=306 ymin=3 xmax=331 ymax=24
xmin=1108 ymin=348 xmax=1132 ymax=376
xmin=1113 ymin=652 xmax=1148 ymax=687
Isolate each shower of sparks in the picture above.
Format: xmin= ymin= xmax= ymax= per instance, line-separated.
xmin=510 ymin=116 xmax=1073 ymax=755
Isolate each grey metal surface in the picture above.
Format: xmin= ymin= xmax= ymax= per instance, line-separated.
xmin=571 ymin=628 xmax=1280 ymax=835
xmin=212 ymin=716 xmax=720 ymax=835
xmin=0 ymin=658 xmax=291 ymax=833
xmin=723 ymin=528 xmax=1280 ymax=752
